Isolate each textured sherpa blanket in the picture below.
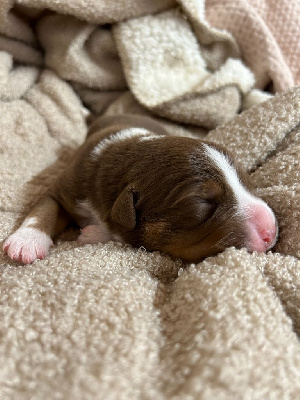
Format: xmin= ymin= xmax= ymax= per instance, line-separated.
xmin=1 ymin=1 xmax=300 ymax=399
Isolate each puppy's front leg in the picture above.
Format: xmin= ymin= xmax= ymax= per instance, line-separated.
xmin=3 ymin=196 xmax=69 ymax=264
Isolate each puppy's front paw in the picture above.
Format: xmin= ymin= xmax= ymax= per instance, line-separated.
xmin=3 ymin=227 xmax=53 ymax=264
xmin=78 ymin=224 xmax=112 ymax=245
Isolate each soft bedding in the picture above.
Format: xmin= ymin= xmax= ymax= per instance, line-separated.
xmin=0 ymin=1 xmax=300 ymax=399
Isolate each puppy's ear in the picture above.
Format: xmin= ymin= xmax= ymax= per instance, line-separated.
xmin=111 ymin=187 xmax=137 ymax=230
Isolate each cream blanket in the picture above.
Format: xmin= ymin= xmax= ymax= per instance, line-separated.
xmin=1 ymin=1 xmax=300 ymax=399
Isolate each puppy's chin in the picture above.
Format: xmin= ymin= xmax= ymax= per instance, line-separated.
xmin=141 ymin=212 xmax=278 ymax=263
xmin=140 ymin=219 xmax=248 ymax=263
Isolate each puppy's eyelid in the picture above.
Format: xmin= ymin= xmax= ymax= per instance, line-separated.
xmin=200 ymin=181 xmax=223 ymax=202
xmin=199 ymin=201 xmax=217 ymax=221
xmin=187 ymin=198 xmax=217 ymax=224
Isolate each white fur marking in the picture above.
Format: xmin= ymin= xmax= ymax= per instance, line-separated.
xmin=204 ymin=144 xmax=268 ymax=216
xmin=76 ymin=200 xmax=100 ymax=226
xmin=76 ymin=200 xmax=118 ymax=244
xmin=3 ymin=225 xmax=53 ymax=264
xmin=91 ymin=128 xmax=151 ymax=158
xmin=23 ymin=217 xmax=38 ymax=228
xmin=139 ymin=134 xmax=165 ymax=141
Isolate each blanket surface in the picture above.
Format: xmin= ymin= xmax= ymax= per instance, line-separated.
xmin=0 ymin=1 xmax=300 ymax=399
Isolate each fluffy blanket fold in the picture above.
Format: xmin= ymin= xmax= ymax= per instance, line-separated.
xmin=0 ymin=0 xmax=300 ymax=399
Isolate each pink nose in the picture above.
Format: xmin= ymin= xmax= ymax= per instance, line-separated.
xmin=245 ymin=201 xmax=278 ymax=253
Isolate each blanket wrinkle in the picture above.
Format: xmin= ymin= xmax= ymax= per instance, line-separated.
xmin=0 ymin=0 xmax=13 ymax=28
xmin=113 ymin=7 xmax=261 ymax=128
xmin=0 ymin=51 xmax=39 ymax=101
xmin=206 ymin=0 xmax=300 ymax=92
xmin=206 ymin=86 xmax=300 ymax=172
xmin=24 ymin=69 xmax=87 ymax=146
xmin=0 ymin=9 xmax=37 ymax=44
xmin=177 ymin=0 xmax=241 ymax=69
xmin=258 ymin=252 xmax=300 ymax=335
xmin=15 ymin=0 xmax=176 ymax=24
xmin=158 ymin=249 xmax=300 ymax=398
xmin=1 ymin=1 xmax=300 ymax=399
xmin=37 ymin=14 xmax=127 ymax=90
xmin=0 ymin=7 xmax=43 ymax=66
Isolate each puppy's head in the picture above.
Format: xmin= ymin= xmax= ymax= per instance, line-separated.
xmin=109 ymin=136 xmax=277 ymax=263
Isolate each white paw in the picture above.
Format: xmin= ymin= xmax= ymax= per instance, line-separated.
xmin=3 ymin=227 xmax=53 ymax=264
xmin=77 ymin=224 xmax=112 ymax=245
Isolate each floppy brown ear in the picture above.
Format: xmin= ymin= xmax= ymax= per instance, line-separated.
xmin=111 ymin=187 xmax=137 ymax=230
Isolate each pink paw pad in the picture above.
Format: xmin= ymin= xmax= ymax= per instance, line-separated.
xmin=3 ymin=227 xmax=53 ymax=264
xmin=78 ymin=224 xmax=112 ymax=244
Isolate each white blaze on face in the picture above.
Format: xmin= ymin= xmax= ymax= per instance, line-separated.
xmin=204 ymin=144 xmax=278 ymax=252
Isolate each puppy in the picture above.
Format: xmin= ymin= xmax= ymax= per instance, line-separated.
xmin=3 ymin=114 xmax=278 ymax=264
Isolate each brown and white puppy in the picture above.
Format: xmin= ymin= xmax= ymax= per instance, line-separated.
xmin=3 ymin=114 xmax=278 ymax=265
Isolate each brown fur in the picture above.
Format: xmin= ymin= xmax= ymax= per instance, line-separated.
xmin=47 ymin=115 xmax=252 ymax=262
xmin=8 ymin=114 xmax=255 ymax=263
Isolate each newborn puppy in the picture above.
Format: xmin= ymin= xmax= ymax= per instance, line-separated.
xmin=3 ymin=114 xmax=278 ymax=264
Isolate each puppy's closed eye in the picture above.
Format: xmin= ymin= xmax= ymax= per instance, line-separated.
xmin=168 ymin=195 xmax=216 ymax=230
xmin=167 ymin=181 xmax=222 ymax=230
